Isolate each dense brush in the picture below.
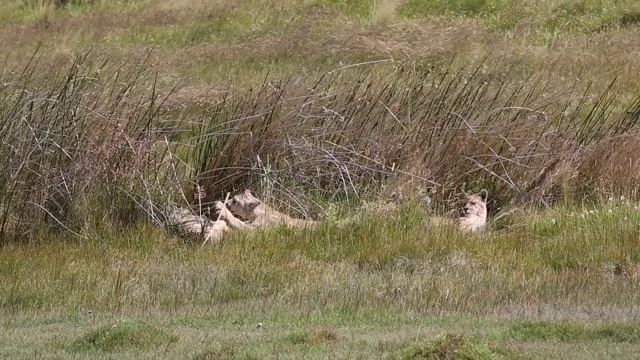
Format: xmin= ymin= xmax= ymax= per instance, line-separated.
xmin=189 ymin=63 xmax=640 ymax=215
xmin=0 ymin=50 xmax=180 ymax=242
xmin=2 ymin=50 xmax=640 ymax=242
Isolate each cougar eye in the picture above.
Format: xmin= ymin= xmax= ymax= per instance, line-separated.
xmin=470 ymin=201 xmax=476 ymax=205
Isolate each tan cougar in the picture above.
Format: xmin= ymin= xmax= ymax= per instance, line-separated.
xmin=458 ymin=189 xmax=488 ymax=232
xmin=167 ymin=206 xmax=229 ymax=243
xmin=215 ymin=189 xmax=317 ymax=230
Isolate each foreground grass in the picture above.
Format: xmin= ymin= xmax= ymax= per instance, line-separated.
xmin=4 ymin=312 xmax=640 ymax=359
xmin=2 ymin=1 xmax=640 ymax=358
xmin=2 ymin=201 xmax=640 ymax=358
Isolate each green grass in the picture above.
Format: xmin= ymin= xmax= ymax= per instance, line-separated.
xmin=66 ymin=319 xmax=178 ymax=352
xmin=4 ymin=311 xmax=640 ymax=358
xmin=507 ymin=321 xmax=640 ymax=343
xmin=399 ymin=0 xmax=640 ymax=32
xmin=2 ymin=205 xmax=640 ymax=358
xmin=396 ymin=333 xmax=510 ymax=360
xmin=2 ymin=0 xmax=640 ymax=358
xmin=108 ymin=1 xmax=303 ymax=47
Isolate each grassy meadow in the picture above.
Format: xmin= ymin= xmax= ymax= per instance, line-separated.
xmin=2 ymin=0 xmax=640 ymax=358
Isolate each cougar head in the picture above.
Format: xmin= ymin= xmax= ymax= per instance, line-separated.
xmin=227 ymin=189 xmax=261 ymax=220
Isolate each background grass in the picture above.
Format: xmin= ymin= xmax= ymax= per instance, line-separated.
xmin=2 ymin=0 xmax=640 ymax=359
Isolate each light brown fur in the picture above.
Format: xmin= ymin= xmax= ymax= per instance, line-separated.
xmin=217 ymin=189 xmax=317 ymax=230
xmin=213 ymin=200 xmax=254 ymax=231
xmin=214 ymin=188 xmax=488 ymax=236
xmin=167 ymin=206 xmax=229 ymax=244
xmin=458 ymin=189 xmax=488 ymax=232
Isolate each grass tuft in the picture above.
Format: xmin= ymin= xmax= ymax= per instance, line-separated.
xmin=283 ymin=327 xmax=339 ymax=345
xmin=192 ymin=344 xmax=248 ymax=360
xmin=66 ymin=319 xmax=178 ymax=352
xmin=507 ymin=321 xmax=640 ymax=343
xmin=395 ymin=333 xmax=507 ymax=360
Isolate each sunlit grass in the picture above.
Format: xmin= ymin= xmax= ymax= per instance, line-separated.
xmin=399 ymin=0 xmax=640 ymax=33
xmin=2 ymin=1 xmax=640 ymax=358
xmin=2 ymin=202 xmax=639 ymax=314
xmin=2 ymin=203 xmax=640 ymax=358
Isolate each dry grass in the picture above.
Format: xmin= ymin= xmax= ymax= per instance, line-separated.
xmin=1 ymin=0 xmax=640 ymax=90
xmin=7 ymin=45 xmax=640 ymax=241
xmin=2 ymin=1 xmax=640 ymax=358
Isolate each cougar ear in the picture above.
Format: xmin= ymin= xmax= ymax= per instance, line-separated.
xmin=478 ymin=189 xmax=488 ymax=201
xmin=239 ymin=189 xmax=260 ymax=211
xmin=247 ymin=198 xmax=261 ymax=211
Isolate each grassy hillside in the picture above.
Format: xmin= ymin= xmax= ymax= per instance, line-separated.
xmin=2 ymin=1 xmax=640 ymax=359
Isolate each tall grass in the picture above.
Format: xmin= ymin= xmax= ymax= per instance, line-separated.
xmin=2 ymin=48 xmax=640 ymax=243
xmin=3 ymin=3 xmax=640 ymax=359
xmin=189 ymin=62 xmax=640 ymax=216
xmin=0 ymin=50 xmax=179 ymax=243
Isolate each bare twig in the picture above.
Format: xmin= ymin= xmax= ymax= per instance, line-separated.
xmin=202 ymin=191 xmax=231 ymax=247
